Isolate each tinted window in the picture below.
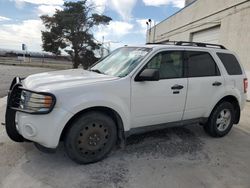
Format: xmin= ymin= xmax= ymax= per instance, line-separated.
xmin=187 ymin=51 xmax=220 ymax=77
xmin=146 ymin=51 xmax=183 ymax=79
xmin=217 ymin=53 xmax=242 ymax=75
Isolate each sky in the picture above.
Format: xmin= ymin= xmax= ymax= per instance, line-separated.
xmin=0 ymin=0 xmax=185 ymax=52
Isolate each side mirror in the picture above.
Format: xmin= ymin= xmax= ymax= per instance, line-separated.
xmin=135 ymin=68 xmax=160 ymax=82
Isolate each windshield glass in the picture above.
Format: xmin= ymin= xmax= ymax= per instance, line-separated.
xmin=90 ymin=47 xmax=151 ymax=77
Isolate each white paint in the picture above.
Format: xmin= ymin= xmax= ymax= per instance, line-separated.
xmin=246 ymin=71 xmax=250 ymax=100
xmin=8 ymin=45 xmax=247 ymax=148
xmin=131 ymin=78 xmax=188 ymax=127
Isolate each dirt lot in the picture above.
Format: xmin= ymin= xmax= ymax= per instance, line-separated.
xmin=0 ymin=64 xmax=249 ymax=187
xmin=0 ymin=96 xmax=250 ymax=188
xmin=0 ymin=65 xmax=55 ymax=97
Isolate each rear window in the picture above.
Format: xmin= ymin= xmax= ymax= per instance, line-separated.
xmin=217 ymin=53 xmax=242 ymax=75
xmin=187 ymin=51 xmax=220 ymax=77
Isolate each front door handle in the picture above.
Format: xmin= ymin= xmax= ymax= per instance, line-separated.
xmin=171 ymin=84 xmax=184 ymax=90
xmin=212 ymin=81 xmax=222 ymax=86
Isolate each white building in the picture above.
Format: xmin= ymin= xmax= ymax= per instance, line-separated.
xmin=147 ymin=0 xmax=250 ymax=98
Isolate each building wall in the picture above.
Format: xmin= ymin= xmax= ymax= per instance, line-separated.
xmin=147 ymin=0 xmax=250 ymax=71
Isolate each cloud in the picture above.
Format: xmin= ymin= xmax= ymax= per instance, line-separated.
xmin=10 ymin=0 xmax=64 ymax=9
xmin=95 ymin=18 xmax=158 ymax=50
xmin=0 ymin=19 xmax=44 ymax=51
xmin=0 ymin=16 xmax=11 ymax=21
xmin=95 ymin=21 xmax=134 ymax=41
xmin=136 ymin=18 xmax=158 ymax=36
xmin=95 ymin=20 xmax=134 ymax=50
xmin=142 ymin=0 xmax=185 ymax=8
xmin=14 ymin=0 xmax=64 ymax=5
xmin=110 ymin=0 xmax=137 ymax=20
xmin=90 ymin=0 xmax=137 ymax=20
xmin=89 ymin=0 xmax=107 ymax=14
xmin=136 ymin=19 xmax=148 ymax=30
xmin=37 ymin=5 xmax=63 ymax=16
xmin=0 ymin=18 xmax=134 ymax=52
xmin=11 ymin=0 xmax=25 ymax=9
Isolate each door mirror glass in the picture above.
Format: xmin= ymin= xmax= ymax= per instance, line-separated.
xmin=135 ymin=68 xmax=160 ymax=81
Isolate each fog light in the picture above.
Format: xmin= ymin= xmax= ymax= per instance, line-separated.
xmin=24 ymin=124 xmax=36 ymax=137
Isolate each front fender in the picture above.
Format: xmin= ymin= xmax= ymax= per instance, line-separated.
xmin=59 ymin=92 xmax=131 ymax=132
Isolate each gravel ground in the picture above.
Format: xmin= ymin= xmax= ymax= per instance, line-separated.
xmin=0 ymin=65 xmax=250 ymax=187
xmin=0 ymin=65 xmax=56 ymax=97
xmin=0 ymin=96 xmax=250 ymax=187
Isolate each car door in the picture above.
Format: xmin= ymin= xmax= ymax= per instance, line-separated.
xmin=183 ymin=50 xmax=225 ymax=120
xmin=131 ymin=50 xmax=188 ymax=128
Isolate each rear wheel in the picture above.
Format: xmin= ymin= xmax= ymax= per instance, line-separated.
xmin=64 ymin=111 xmax=117 ymax=164
xmin=204 ymin=102 xmax=235 ymax=137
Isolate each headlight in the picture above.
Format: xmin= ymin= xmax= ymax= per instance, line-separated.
xmin=19 ymin=90 xmax=56 ymax=114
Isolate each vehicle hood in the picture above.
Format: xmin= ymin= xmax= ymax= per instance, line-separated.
xmin=23 ymin=69 xmax=119 ymax=91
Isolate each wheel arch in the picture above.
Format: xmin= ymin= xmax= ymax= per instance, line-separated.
xmin=60 ymin=106 xmax=126 ymax=147
xmin=210 ymin=95 xmax=241 ymax=124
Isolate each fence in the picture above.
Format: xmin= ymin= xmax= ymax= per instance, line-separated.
xmin=0 ymin=56 xmax=72 ymax=69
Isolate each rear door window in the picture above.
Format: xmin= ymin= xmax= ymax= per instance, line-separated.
xmin=186 ymin=51 xmax=220 ymax=77
xmin=217 ymin=53 xmax=242 ymax=75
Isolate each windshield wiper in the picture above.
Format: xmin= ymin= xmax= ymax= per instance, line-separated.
xmin=90 ymin=69 xmax=105 ymax=74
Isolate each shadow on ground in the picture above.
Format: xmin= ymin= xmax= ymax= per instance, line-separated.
xmin=125 ymin=127 xmax=204 ymax=158
xmin=11 ymin=126 xmax=206 ymax=188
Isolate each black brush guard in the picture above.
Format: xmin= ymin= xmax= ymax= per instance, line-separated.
xmin=5 ymin=77 xmax=56 ymax=142
xmin=5 ymin=77 xmax=25 ymax=142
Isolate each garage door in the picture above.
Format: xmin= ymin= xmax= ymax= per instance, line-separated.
xmin=191 ymin=27 xmax=220 ymax=44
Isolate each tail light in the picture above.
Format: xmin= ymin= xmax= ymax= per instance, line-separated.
xmin=244 ymin=78 xmax=248 ymax=93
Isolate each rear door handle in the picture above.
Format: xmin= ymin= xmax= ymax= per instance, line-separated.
xmin=171 ymin=84 xmax=184 ymax=90
xmin=212 ymin=81 xmax=222 ymax=86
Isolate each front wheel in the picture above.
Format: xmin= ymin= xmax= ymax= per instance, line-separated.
xmin=64 ymin=111 xmax=117 ymax=164
xmin=204 ymin=102 xmax=235 ymax=137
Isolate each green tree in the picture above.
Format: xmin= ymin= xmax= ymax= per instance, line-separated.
xmin=41 ymin=1 xmax=112 ymax=69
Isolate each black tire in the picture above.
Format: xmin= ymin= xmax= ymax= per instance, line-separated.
xmin=204 ymin=102 xmax=235 ymax=137
xmin=64 ymin=111 xmax=117 ymax=164
xmin=34 ymin=143 xmax=56 ymax=153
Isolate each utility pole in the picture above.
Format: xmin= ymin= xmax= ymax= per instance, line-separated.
xmin=146 ymin=19 xmax=152 ymax=43
xmin=146 ymin=21 xmax=149 ymax=43
xmin=153 ymin=20 xmax=156 ymax=43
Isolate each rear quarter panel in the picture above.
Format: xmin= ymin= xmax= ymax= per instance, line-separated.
xmin=209 ymin=50 xmax=247 ymax=111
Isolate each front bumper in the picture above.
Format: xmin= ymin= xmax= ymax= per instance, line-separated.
xmin=5 ymin=77 xmax=73 ymax=148
xmin=15 ymin=107 xmax=73 ymax=148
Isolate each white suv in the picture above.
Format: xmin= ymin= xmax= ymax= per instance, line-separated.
xmin=5 ymin=42 xmax=248 ymax=164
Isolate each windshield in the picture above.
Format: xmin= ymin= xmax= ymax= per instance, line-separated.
xmin=90 ymin=47 xmax=151 ymax=77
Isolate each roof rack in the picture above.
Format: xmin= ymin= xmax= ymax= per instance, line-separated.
xmin=146 ymin=41 xmax=226 ymax=49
